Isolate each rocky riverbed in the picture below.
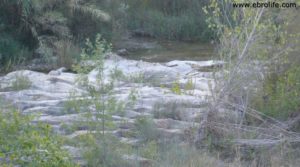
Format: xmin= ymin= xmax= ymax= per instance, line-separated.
xmin=0 ymin=54 xmax=224 ymax=165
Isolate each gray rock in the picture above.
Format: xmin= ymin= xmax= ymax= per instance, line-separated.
xmin=49 ymin=70 xmax=61 ymax=76
xmin=0 ymin=56 xmax=221 ymax=165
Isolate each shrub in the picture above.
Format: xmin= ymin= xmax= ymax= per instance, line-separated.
xmin=11 ymin=73 xmax=32 ymax=91
xmin=72 ymin=34 xmax=111 ymax=74
xmin=184 ymin=78 xmax=195 ymax=93
xmin=140 ymin=140 xmax=159 ymax=160
xmin=0 ymin=108 xmax=76 ymax=167
xmin=254 ymin=65 xmax=300 ymax=120
xmin=134 ymin=116 xmax=158 ymax=142
xmin=82 ymin=134 xmax=132 ymax=167
xmin=64 ymin=91 xmax=91 ymax=115
xmin=171 ymin=78 xmax=182 ymax=95
xmin=67 ymin=34 xmax=136 ymax=167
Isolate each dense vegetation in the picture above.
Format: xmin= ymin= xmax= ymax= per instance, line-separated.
xmin=0 ymin=101 xmax=76 ymax=166
xmin=125 ymin=0 xmax=212 ymax=41
xmin=0 ymin=0 xmax=212 ymax=72
xmin=254 ymin=65 xmax=300 ymax=120
xmin=204 ymin=0 xmax=300 ymax=121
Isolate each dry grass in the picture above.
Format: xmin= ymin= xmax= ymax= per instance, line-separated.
xmin=55 ymin=40 xmax=80 ymax=69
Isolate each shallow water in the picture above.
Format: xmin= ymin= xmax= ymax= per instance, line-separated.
xmin=114 ymin=37 xmax=216 ymax=62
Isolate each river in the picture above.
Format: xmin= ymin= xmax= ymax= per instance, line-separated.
xmin=113 ymin=36 xmax=217 ymax=62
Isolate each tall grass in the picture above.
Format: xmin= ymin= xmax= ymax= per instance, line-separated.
xmin=55 ymin=40 xmax=81 ymax=69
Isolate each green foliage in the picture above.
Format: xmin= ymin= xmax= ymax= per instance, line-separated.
xmin=171 ymin=78 xmax=182 ymax=95
xmin=0 ymin=108 xmax=76 ymax=167
xmin=44 ymin=11 xmax=67 ymax=23
xmin=64 ymin=91 xmax=90 ymax=115
xmin=11 ymin=73 xmax=32 ymax=91
xmin=126 ymin=0 xmax=213 ymax=41
xmin=204 ymin=0 xmax=296 ymax=72
xmin=184 ymin=78 xmax=196 ymax=95
xmin=69 ymin=1 xmax=113 ymax=43
xmin=65 ymin=34 xmax=138 ymax=167
xmin=125 ymin=73 xmax=146 ymax=84
xmin=184 ymin=78 xmax=194 ymax=90
xmin=0 ymin=35 xmax=32 ymax=71
xmin=0 ymin=0 xmax=32 ymax=24
xmin=82 ymin=134 xmax=132 ymax=167
xmin=64 ymin=133 xmax=134 ymax=167
xmin=166 ymin=77 xmax=196 ymax=95
xmin=73 ymin=34 xmax=111 ymax=74
xmin=73 ymin=34 xmax=117 ymax=133
xmin=0 ymin=0 xmax=214 ymax=72
xmin=134 ymin=138 xmax=224 ymax=167
xmin=109 ymin=67 xmax=126 ymax=81
xmin=134 ymin=116 xmax=158 ymax=142
xmin=140 ymin=140 xmax=159 ymax=160
xmin=156 ymin=142 xmax=222 ymax=167
xmin=254 ymin=66 xmax=300 ymax=119
xmin=0 ymin=0 xmax=113 ymax=72
xmin=0 ymin=0 xmax=38 ymax=71
xmin=204 ymin=0 xmax=298 ymax=118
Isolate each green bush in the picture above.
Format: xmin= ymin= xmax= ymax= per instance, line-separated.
xmin=140 ymin=140 xmax=159 ymax=160
xmin=134 ymin=116 xmax=158 ymax=142
xmin=0 ymin=108 xmax=76 ymax=167
xmin=254 ymin=65 xmax=300 ymax=119
xmin=72 ymin=34 xmax=111 ymax=74
xmin=66 ymin=34 xmax=135 ymax=167
xmin=82 ymin=134 xmax=132 ymax=167
xmin=126 ymin=0 xmax=213 ymax=41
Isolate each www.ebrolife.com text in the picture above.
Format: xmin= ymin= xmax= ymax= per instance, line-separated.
xmin=233 ymin=1 xmax=297 ymax=8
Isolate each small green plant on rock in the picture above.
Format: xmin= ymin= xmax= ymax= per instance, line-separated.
xmin=184 ymin=78 xmax=195 ymax=95
xmin=127 ymin=73 xmax=145 ymax=84
xmin=134 ymin=116 xmax=159 ymax=142
xmin=171 ymin=77 xmax=182 ymax=95
xmin=64 ymin=90 xmax=91 ymax=115
xmin=72 ymin=34 xmax=111 ymax=74
xmin=109 ymin=67 xmax=126 ymax=81
xmin=11 ymin=73 xmax=32 ymax=91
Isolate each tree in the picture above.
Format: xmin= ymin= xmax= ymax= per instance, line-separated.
xmin=197 ymin=0 xmax=300 ymax=150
